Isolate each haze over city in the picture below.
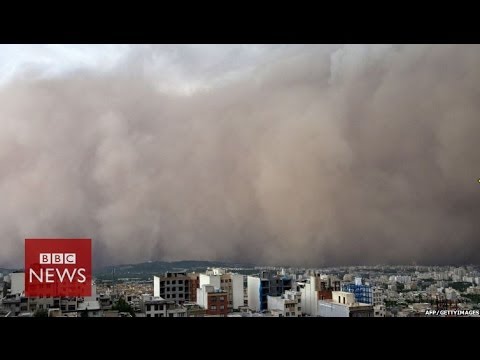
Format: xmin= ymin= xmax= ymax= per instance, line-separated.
xmin=0 ymin=44 xmax=479 ymax=268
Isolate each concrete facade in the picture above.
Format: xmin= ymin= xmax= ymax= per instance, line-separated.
xmin=153 ymin=272 xmax=191 ymax=303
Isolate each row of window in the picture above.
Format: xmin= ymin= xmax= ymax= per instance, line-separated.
xmin=146 ymin=312 xmax=187 ymax=317
xmin=160 ymin=280 xmax=185 ymax=285
xmin=209 ymin=305 xmax=225 ymax=310
xmin=161 ymin=293 xmax=186 ymax=299
xmin=209 ymin=296 xmax=225 ymax=302
xmin=160 ymin=286 xmax=184 ymax=292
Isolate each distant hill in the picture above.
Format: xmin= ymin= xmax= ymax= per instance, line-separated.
xmin=94 ymin=260 xmax=257 ymax=280
xmin=0 ymin=268 xmax=16 ymax=276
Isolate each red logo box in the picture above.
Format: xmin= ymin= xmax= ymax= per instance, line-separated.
xmin=25 ymin=239 xmax=92 ymax=297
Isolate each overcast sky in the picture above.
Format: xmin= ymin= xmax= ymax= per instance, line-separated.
xmin=0 ymin=44 xmax=479 ymax=269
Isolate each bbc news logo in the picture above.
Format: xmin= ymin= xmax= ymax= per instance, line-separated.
xmin=25 ymin=239 xmax=92 ymax=297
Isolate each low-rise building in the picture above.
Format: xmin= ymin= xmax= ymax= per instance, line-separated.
xmin=142 ymin=296 xmax=187 ymax=317
xmin=267 ymin=290 xmax=301 ymax=317
xmin=318 ymin=291 xmax=374 ymax=317
xmin=197 ymin=285 xmax=228 ymax=316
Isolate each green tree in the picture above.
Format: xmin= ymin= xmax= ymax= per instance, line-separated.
xmin=34 ymin=308 xmax=48 ymax=317
xmin=112 ymin=298 xmax=135 ymax=317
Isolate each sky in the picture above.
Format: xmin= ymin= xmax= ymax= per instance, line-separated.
xmin=0 ymin=44 xmax=479 ymax=269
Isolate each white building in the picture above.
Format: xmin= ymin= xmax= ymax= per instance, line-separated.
xmin=445 ymin=287 xmax=459 ymax=301
xmin=372 ymin=287 xmax=384 ymax=306
xmin=298 ymin=275 xmax=340 ymax=316
xmin=247 ymin=276 xmax=262 ymax=312
xmin=200 ymin=270 xmax=244 ymax=310
xmin=200 ymin=274 xmax=221 ymax=289
xmin=267 ymin=290 xmax=301 ymax=317
xmin=197 ymin=285 xmax=215 ymax=309
xmin=318 ymin=291 xmax=374 ymax=317
xmin=143 ymin=296 xmax=187 ymax=317
xmin=10 ymin=272 xmax=25 ymax=295
xmin=77 ymin=301 xmax=102 ymax=317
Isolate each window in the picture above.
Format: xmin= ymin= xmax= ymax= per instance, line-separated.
xmin=172 ymin=287 xmax=176 ymax=291
xmin=148 ymin=305 xmax=152 ymax=311
xmin=166 ymin=294 xmax=170 ymax=299
xmin=155 ymin=314 xmax=159 ymax=317
xmin=178 ymin=287 xmax=183 ymax=292
xmin=178 ymin=280 xmax=183 ymax=284
xmin=338 ymin=296 xmax=341 ymax=303
xmin=147 ymin=314 xmax=151 ymax=317
xmin=179 ymin=293 xmax=184 ymax=298
xmin=219 ymin=297 xmax=224 ymax=301
xmin=160 ymin=314 xmax=164 ymax=317
xmin=172 ymin=280 xmax=176 ymax=285
xmin=167 ymin=280 xmax=170 ymax=285
xmin=220 ymin=305 xmax=224 ymax=310
xmin=154 ymin=304 xmax=159 ymax=311
xmin=286 ymin=312 xmax=290 ymax=316
xmin=211 ymin=306 xmax=217 ymax=310
xmin=169 ymin=313 xmax=174 ymax=317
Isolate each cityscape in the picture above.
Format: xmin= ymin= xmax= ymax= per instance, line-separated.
xmin=0 ymin=44 xmax=479 ymax=317
xmin=1 ymin=263 xmax=480 ymax=317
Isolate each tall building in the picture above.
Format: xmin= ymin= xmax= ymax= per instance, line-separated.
xmin=248 ymin=271 xmax=292 ymax=312
xmin=199 ymin=268 xmax=244 ymax=310
xmin=187 ymin=273 xmax=199 ymax=303
xmin=341 ymin=278 xmax=373 ymax=305
xmin=153 ymin=272 xmax=191 ymax=303
xmin=298 ymin=275 xmax=341 ymax=316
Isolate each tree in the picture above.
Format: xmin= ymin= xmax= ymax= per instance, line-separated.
xmin=112 ymin=298 xmax=135 ymax=317
xmin=34 ymin=309 xmax=48 ymax=317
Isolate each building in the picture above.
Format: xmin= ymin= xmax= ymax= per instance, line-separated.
xmin=196 ymin=284 xmax=228 ymax=316
xmin=220 ymin=273 xmax=244 ymax=310
xmin=247 ymin=271 xmax=292 ymax=312
xmin=183 ymin=302 xmax=207 ymax=317
xmin=153 ymin=272 xmax=191 ymax=303
xmin=373 ymin=304 xmax=386 ymax=317
xmin=142 ymin=296 xmax=187 ymax=317
xmin=267 ymin=290 xmax=301 ymax=317
xmin=243 ymin=275 xmax=248 ymax=306
xmin=298 ymin=275 xmax=341 ymax=316
xmin=77 ymin=301 xmax=102 ymax=317
xmin=318 ymin=291 xmax=374 ymax=317
xmin=10 ymin=272 xmax=25 ymax=295
xmin=372 ymin=287 xmax=384 ymax=306
xmin=342 ymin=278 xmax=373 ymax=305
xmin=200 ymin=269 xmax=244 ymax=310
xmin=187 ymin=273 xmax=200 ymax=303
